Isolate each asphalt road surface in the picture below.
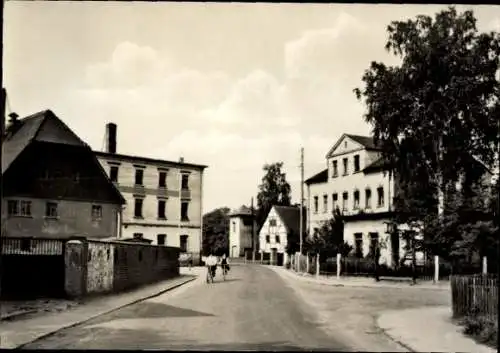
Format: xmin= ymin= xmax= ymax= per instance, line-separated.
xmin=22 ymin=265 xmax=352 ymax=351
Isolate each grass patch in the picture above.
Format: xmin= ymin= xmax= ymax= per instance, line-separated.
xmin=459 ymin=314 xmax=498 ymax=349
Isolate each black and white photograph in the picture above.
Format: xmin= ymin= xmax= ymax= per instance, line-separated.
xmin=1 ymin=2 xmax=499 ymax=351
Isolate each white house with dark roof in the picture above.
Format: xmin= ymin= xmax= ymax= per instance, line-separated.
xmin=305 ymin=133 xmax=403 ymax=267
xmin=258 ymin=205 xmax=306 ymax=266
xmin=228 ymin=205 xmax=257 ymax=258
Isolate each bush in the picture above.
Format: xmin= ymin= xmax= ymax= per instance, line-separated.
xmin=461 ymin=314 xmax=498 ymax=349
xmin=285 ymin=262 xmax=291 ymax=270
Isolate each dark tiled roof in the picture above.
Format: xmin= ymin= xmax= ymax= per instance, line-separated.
xmin=94 ymin=151 xmax=208 ymax=170
xmin=345 ymin=134 xmax=382 ymax=150
xmin=305 ymin=169 xmax=328 ymax=185
xmin=2 ymin=111 xmax=48 ymax=174
xmin=229 ymin=205 xmax=253 ymax=217
xmin=274 ymin=205 xmax=307 ymax=236
xmin=363 ymin=157 xmax=392 ymax=174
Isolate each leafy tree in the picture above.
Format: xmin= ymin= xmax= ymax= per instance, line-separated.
xmin=256 ymin=162 xmax=292 ymax=229
xmin=354 ymin=6 xmax=500 ymax=258
xmin=202 ymin=207 xmax=230 ymax=256
xmin=303 ymin=208 xmax=352 ymax=258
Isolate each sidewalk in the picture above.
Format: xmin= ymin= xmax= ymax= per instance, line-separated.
xmin=270 ymin=266 xmax=450 ymax=290
xmin=377 ymin=306 xmax=496 ymax=353
xmin=0 ymin=272 xmax=199 ymax=349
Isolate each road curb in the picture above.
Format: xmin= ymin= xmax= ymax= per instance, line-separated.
xmin=274 ymin=267 xmax=449 ymax=291
xmin=375 ymin=314 xmax=417 ymax=353
xmin=14 ymin=276 xmax=197 ymax=349
xmin=1 ymin=309 xmax=39 ymax=322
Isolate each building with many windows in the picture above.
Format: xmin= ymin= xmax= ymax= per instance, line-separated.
xmin=94 ymin=123 xmax=207 ymax=261
xmin=305 ymin=134 xmax=402 ymax=267
xmin=228 ymin=205 xmax=257 ymax=258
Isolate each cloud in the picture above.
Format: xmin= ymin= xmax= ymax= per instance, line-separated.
xmin=69 ymin=11 xmax=393 ymax=210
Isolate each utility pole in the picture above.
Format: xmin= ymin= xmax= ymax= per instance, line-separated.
xmin=251 ymin=197 xmax=255 ymax=252
xmin=299 ymin=147 xmax=304 ymax=254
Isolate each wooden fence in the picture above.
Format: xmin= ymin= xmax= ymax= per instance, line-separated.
xmin=451 ymin=274 xmax=498 ymax=321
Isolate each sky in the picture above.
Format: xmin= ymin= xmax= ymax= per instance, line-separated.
xmin=3 ymin=2 xmax=500 ymax=214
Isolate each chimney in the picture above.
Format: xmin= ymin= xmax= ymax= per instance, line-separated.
xmin=179 ymin=157 xmax=184 ymax=163
xmin=8 ymin=112 xmax=19 ymax=125
xmin=106 ymin=123 xmax=117 ymax=154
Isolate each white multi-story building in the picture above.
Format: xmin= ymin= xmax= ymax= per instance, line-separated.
xmin=228 ymin=206 xmax=257 ymax=258
xmin=94 ymin=123 xmax=207 ymax=263
xmin=305 ymin=133 xmax=404 ymax=267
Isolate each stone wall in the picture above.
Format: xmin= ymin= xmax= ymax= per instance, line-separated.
xmin=87 ymin=241 xmax=114 ymax=294
xmin=64 ymin=239 xmax=180 ymax=298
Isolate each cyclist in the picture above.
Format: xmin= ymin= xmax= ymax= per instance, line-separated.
xmin=220 ymin=253 xmax=230 ymax=276
xmin=205 ymin=253 xmax=218 ymax=281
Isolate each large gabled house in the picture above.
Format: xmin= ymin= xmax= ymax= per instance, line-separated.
xmin=306 ymin=133 xmax=495 ymax=268
xmin=1 ymin=110 xmax=125 ymax=239
xmin=258 ymin=205 xmax=306 ymax=266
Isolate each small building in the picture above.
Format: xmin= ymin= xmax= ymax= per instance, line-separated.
xmin=258 ymin=205 xmax=306 ymax=266
xmin=94 ymin=123 xmax=207 ymax=262
xmin=1 ymin=110 xmax=126 ymax=239
xmin=228 ymin=205 xmax=257 ymax=258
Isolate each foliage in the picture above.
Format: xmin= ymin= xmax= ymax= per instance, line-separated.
xmin=202 ymin=207 xmax=230 ymax=256
xmin=285 ymin=229 xmax=301 ymax=255
xmin=460 ymin=314 xmax=498 ymax=349
xmin=354 ymin=6 xmax=500 ymax=259
xmin=303 ymin=208 xmax=352 ymax=258
xmin=256 ymin=162 xmax=292 ymax=229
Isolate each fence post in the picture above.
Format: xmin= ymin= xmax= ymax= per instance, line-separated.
xmin=316 ymin=253 xmax=320 ymax=278
xmin=336 ymin=253 xmax=341 ymax=280
xmin=306 ymin=252 xmax=310 ymax=274
xmin=252 ymin=250 xmax=256 ymax=264
xmin=434 ymin=255 xmax=439 ymax=283
xmin=482 ymin=256 xmax=487 ymax=274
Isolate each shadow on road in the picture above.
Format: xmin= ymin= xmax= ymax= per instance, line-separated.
xmin=214 ymin=278 xmax=241 ymax=284
xmin=93 ymin=302 xmax=215 ymax=321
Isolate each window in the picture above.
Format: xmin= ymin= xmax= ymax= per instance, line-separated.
xmin=354 ymin=155 xmax=360 ymax=172
xmin=180 ymin=235 xmax=188 ymax=252
xmin=110 ymin=166 xmax=119 ymax=182
xmin=377 ymin=187 xmax=385 ymax=208
xmin=332 ymin=160 xmax=338 ymax=177
xmin=353 ymin=190 xmax=360 ymax=210
xmin=332 ymin=193 xmax=338 ymax=211
xmin=266 ymin=235 xmax=270 ymax=243
xmin=7 ymin=200 xmax=32 ymax=217
xmin=343 ymin=158 xmax=348 ymax=175
xmin=313 ymin=227 xmax=319 ymax=235
xmin=157 ymin=200 xmax=166 ymax=219
xmin=369 ymin=233 xmax=379 ymax=256
xmin=157 ymin=234 xmax=166 ymax=246
xmin=181 ymin=174 xmax=189 ymax=190
xmin=354 ymin=233 xmax=363 ymax=258
xmin=275 ymin=235 xmax=280 ymax=244
xmin=181 ymin=201 xmax=189 ymax=221
xmin=158 ymin=171 xmax=167 ymax=188
xmin=313 ymin=196 xmax=319 ymax=213
xmin=134 ymin=198 xmax=143 ymax=218
xmin=135 ymin=168 xmax=144 ymax=185
xmin=365 ymin=189 xmax=372 ymax=209
xmin=45 ymin=202 xmax=58 ymax=218
xmin=342 ymin=192 xmax=348 ymax=212
xmin=269 ymin=219 xmax=277 ymax=227
xmin=323 ymin=194 xmax=328 ymax=213
xmin=91 ymin=205 xmax=102 ymax=220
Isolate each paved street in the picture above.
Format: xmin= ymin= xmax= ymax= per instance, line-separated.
xmin=22 ymin=265 xmax=352 ymax=351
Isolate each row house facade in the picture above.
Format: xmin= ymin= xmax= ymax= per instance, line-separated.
xmin=94 ymin=123 xmax=207 ymax=260
xmin=305 ymin=134 xmax=408 ymax=267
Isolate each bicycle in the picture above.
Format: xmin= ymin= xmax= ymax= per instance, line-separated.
xmin=206 ymin=265 xmax=215 ymax=283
